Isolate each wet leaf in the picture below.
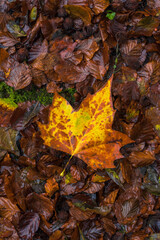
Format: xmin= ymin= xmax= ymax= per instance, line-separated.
xmin=6 ymin=21 xmax=26 ymax=38
xmin=64 ymin=5 xmax=92 ymax=25
xmin=38 ymin=75 xmax=132 ymax=170
xmin=10 ymin=102 xmax=41 ymax=131
xmin=69 ymin=205 xmax=96 ymax=221
xmin=115 ymin=186 xmax=140 ymax=224
xmin=0 ymin=218 xmax=19 ymax=240
xmin=83 ymin=181 xmax=104 ymax=194
xmin=128 ymin=150 xmax=156 ymax=167
xmin=120 ymin=40 xmax=146 ymax=69
xmin=76 ymin=39 xmax=99 ymax=61
xmin=0 ymin=48 xmax=9 ymax=66
xmin=0 ymin=98 xmax=17 ymax=127
xmin=28 ymin=39 xmax=48 ymax=63
xmin=145 ymin=107 xmax=160 ymax=138
xmin=147 ymin=214 xmax=160 ymax=233
xmin=142 ymin=183 xmax=160 ymax=195
xmin=0 ymin=127 xmax=18 ymax=154
xmin=30 ymin=7 xmax=37 ymax=22
xmin=45 ymin=177 xmax=59 ymax=197
xmin=49 ymin=230 xmax=64 ymax=240
xmin=121 ymin=199 xmax=139 ymax=218
xmin=80 ymin=220 xmax=103 ymax=240
xmin=0 ymin=197 xmax=20 ymax=221
xmin=54 ymin=61 xmax=89 ymax=83
xmin=101 ymin=218 xmax=116 ymax=236
xmin=106 ymin=169 xmax=124 ymax=188
xmin=103 ymin=189 xmax=119 ymax=204
xmin=4 ymin=170 xmax=31 ymax=211
xmin=92 ymin=0 xmax=110 ymax=15
xmin=134 ymin=16 xmax=159 ymax=37
xmin=18 ymin=212 xmax=40 ymax=240
xmin=137 ymin=61 xmax=160 ymax=87
xmin=91 ymin=172 xmax=110 ymax=183
xmin=0 ymin=31 xmax=18 ymax=47
xmin=26 ymin=193 xmax=54 ymax=220
xmin=7 ymin=63 xmax=32 ymax=90
xmin=150 ymin=234 xmax=160 ymax=240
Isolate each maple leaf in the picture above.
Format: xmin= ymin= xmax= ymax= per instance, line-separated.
xmin=38 ymin=75 xmax=132 ymax=170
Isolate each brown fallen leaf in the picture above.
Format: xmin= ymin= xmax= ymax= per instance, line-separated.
xmin=26 ymin=193 xmax=54 ymax=220
xmin=134 ymin=16 xmax=159 ymax=37
xmin=64 ymin=5 xmax=92 ymax=26
xmin=45 ymin=177 xmax=59 ymax=197
xmin=17 ymin=212 xmax=40 ymax=240
xmin=120 ymin=40 xmax=146 ymax=70
xmin=0 ymin=127 xmax=19 ymax=154
xmin=0 ymin=218 xmax=20 ymax=240
xmin=0 ymin=197 xmax=20 ymax=221
xmin=0 ymin=99 xmax=17 ymax=127
xmin=128 ymin=150 xmax=156 ymax=167
xmin=6 ymin=63 xmax=32 ymax=90
xmin=38 ymin=75 xmax=133 ymax=170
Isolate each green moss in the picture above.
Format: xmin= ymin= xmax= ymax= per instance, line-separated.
xmin=0 ymin=97 xmax=18 ymax=109
xmin=60 ymin=88 xmax=76 ymax=105
xmin=0 ymin=82 xmax=53 ymax=106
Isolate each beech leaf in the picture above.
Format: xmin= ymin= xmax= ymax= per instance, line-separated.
xmin=38 ymin=75 xmax=132 ymax=170
xmin=64 ymin=5 xmax=92 ymax=25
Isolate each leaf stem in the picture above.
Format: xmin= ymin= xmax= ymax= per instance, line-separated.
xmin=60 ymin=155 xmax=73 ymax=177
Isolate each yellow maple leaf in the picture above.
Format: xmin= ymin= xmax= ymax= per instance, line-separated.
xmin=38 ymin=75 xmax=133 ymax=170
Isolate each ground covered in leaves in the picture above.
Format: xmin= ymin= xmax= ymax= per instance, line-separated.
xmin=0 ymin=0 xmax=160 ymax=239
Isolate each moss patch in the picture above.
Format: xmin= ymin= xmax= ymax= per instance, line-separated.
xmin=59 ymin=87 xmax=76 ymax=105
xmin=0 ymin=82 xmax=53 ymax=106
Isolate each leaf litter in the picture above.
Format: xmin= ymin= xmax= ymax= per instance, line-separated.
xmin=0 ymin=0 xmax=160 ymax=239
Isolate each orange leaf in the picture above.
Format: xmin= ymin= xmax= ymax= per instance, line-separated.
xmin=45 ymin=177 xmax=59 ymax=197
xmin=38 ymin=75 xmax=133 ymax=170
xmin=103 ymin=189 xmax=119 ymax=204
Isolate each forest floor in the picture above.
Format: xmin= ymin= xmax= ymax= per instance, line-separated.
xmin=0 ymin=0 xmax=160 ymax=239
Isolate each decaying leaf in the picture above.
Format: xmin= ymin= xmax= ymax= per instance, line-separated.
xmin=6 ymin=63 xmax=32 ymax=90
xmin=134 ymin=16 xmax=159 ymax=37
xmin=0 ymin=98 xmax=17 ymax=127
xmin=128 ymin=150 xmax=156 ymax=167
xmin=0 ymin=218 xmax=19 ymax=240
xmin=38 ymin=75 xmax=132 ymax=170
xmin=17 ymin=212 xmax=40 ymax=240
xmin=6 ymin=21 xmax=26 ymax=38
xmin=64 ymin=5 xmax=92 ymax=25
xmin=0 ymin=127 xmax=18 ymax=154
xmin=0 ymin=197 xmax=20 ymax=221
